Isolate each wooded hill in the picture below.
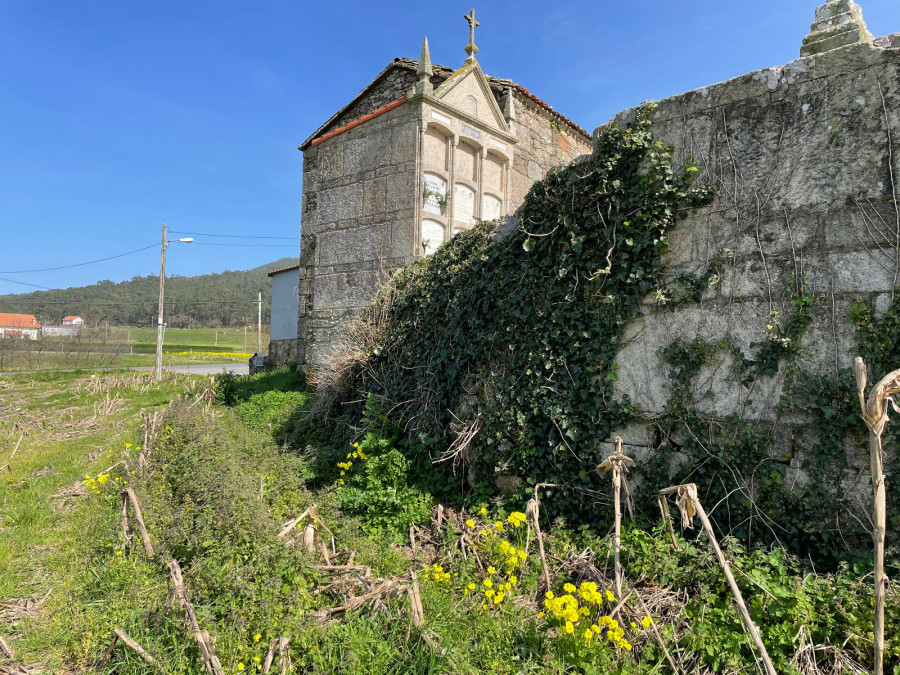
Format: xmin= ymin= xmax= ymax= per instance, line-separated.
xmin=0 ymin=258 xmax=296 ymax=328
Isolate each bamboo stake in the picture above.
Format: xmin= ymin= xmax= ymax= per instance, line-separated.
xmin=121 ymin=490 xmax=132 ymax=542
xmin=598 ymin=437 xmax=634 ymax=599
xmin=124 ymin=488 xmax=154 ymax=558
xmin=277 ymin=636 xmax=290 ymax=675
xmin=854 ymin=357 xmax=900 ymax=675
xmin=278 ymin=504 xmax=315 ymax=538
xmin=261 ymin=639 xmax=278 ymax=674
xmin=167 ymin=559 xmax=224 ymax=675
xmin=657 ymin=493 xmax=681 ymax=551
xmin=113 ymin=629 xmax=161 ymax=669
xmin=679 ymin=483 xmax=777 ymax=675
xmin=409 ymin=570 xmax=424 ymax=629
xmin=527 ymin=483 xmax=556 ymax=592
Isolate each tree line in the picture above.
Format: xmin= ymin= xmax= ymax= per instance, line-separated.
xmin=0 ymin=258 xmax=297 ymax=328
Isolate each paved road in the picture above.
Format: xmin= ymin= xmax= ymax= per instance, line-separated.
xmin=0 ymin=363 xmax=249 ymax=377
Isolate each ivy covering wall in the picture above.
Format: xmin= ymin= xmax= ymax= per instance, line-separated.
xmin=315 ymin=108 xmax=899 ymax=571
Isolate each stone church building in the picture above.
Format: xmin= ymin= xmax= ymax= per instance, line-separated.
xmin=268 ymin=15 xmax=591 ymax=370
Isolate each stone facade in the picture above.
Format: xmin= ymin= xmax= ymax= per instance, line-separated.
xmin=588 ymin=4 xmax=899 ymax=492
xmin=290 ymin=37 xmax=592 ymax=371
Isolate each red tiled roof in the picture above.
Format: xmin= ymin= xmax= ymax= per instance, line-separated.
xmin=268 ymin=264 xmax=301 ymax=277
xmin=63 ymin=316 xmax=79 ymax=321
xmin=0 ymin=313 xmax=40 ymax=329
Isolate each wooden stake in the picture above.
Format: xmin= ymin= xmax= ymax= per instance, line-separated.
xmin=124 ymin=488 xmax=154 ymax=558
xmin=409 ymin=570 xmax=424 ymax=629
xmin=657 ymin=493 xmax=681 ymax=551
xmin=277 ymin=636 xmax=290 ymax=675
xmin=0 ymin=635 xmax=14 ymax=659
xmin=527 ymin=483 xmax=556 ymax=592
xmin=261 ymin=639 xmax=278 ymax=674
xmin=854 ymin=357 xmax=900 ymax=675
xmin=167 ymin=560 xmax=224 ymax=675
xmin=121 ymin=490 xmax=132 ymax=542
xmin=674 ymin=483 xmax=777 ymax=675
xmin=598 ymin=438 xmax=635 ymax=599
xmin=113 ymin=629 xmax=161 ymax=669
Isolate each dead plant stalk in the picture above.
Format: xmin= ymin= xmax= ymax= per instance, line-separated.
xmin=853 ymin=357 xmax=900 ymax=675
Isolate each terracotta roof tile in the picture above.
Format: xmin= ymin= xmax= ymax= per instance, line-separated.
xmin=268 ymin=264 xmax=301 ymax=277
xmin=0 ymin=313 xmax=40 ymax=329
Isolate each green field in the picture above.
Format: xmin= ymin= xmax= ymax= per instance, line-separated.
xmin=126 ymin=327 xmax=269 ymax=352
xmin=0 ymin=327 xmax=268 ymax=372
xmin=2 ymin=370 xmax=895 ymax=674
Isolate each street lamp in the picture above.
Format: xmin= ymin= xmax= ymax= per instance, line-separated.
xmin=155 ymin=223 xmax=193 ymax=381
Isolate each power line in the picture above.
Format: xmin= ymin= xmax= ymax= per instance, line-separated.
xmin=169 ymin=229 xmax=297 ymax=240
xmin=0 ymin=300 xmax=267 ymax=306
xmin=190 ymin=243 xmax=299 ymax=248
xmin=0 ymin=243 xmax=158 ymax=274
xmin=0 ymin=277 xmax=53 ymax=290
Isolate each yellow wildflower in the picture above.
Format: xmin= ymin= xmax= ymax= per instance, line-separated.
xmin=465 ymin=519 xmax=475 ymax=529
xmin=606 ymin=590 xmax=615 ymax=602
xmin=564 ymin=621 xmax=575 ymax=634
xmin=487 ymin=566 xmax=496 ymax=574
xmin=479 ymin=507 xmax=487 ymax=515
xmin=483 ymin=579 xmax=492 ymax=588
xmin=253 ymin=633 xmax=261 ymax=642
xmin=237 ymin=664 xmax=245 ymax=672
xmin=641 ymin=616 xmax=652 ymax=629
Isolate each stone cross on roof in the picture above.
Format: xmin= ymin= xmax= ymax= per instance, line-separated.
xmin=464 ymin=9 xmax=480 ymax=63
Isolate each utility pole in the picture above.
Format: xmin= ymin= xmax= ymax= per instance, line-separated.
xmin=257 ymin=291 xmax=262 ymax=354
xmin=154 ymin=224 xmax=167 ymax=381
xmin=154 ymin=225 xmax=193 ymax=382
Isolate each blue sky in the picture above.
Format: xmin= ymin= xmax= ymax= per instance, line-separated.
xmin=0 ymin=0 xmax=896 ymax=295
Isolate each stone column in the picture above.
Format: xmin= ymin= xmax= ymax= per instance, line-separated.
xmin=800 ymin=1 xmax=873 ymax=57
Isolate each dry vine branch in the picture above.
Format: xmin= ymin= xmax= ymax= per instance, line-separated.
xmin=660 ymin=483 xmax=777 ymax=675
xmin=853 ymin=357 xmax=900 ymax=675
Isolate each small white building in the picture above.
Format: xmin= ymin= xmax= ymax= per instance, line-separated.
xmin=62 ymin=315 xmax=84 ymax=326
xmin=0 ymin=313 xmax=41 ymax=340
xmin=267 ymin=264 xmax=300 ymax=366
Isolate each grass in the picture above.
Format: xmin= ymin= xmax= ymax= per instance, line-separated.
xmin=126 ymin=327 xmax=270 ymax=352
xmin=1 ymin=369 xmax=897 ymax=674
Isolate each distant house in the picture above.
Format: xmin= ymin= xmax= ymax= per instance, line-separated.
xmin=62 ymin=316 xmax=84 ymax=326
xmin=267 ymin=264 xmax=300 ymax=366
xmin=0 ymin=313 xmax=41 ymax=340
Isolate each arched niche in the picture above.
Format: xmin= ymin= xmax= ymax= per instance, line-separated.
xmin=454 ymin=140 xmax=478 ymax=183
xmin=423 ymin=125 xmax=449 ymax=173
xmin=423 ymin=172 xmax=447 ymax=216
xmin=482 ymin=193 xmax=502 ymax=222
xmin=453 ymin=183 xmax=476 ymax=225
xmin=421 ymin=219 xmax=445 ymax=256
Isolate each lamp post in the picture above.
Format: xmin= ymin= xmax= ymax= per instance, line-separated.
xmin=155 ymin=223 xmax=193 ymax=381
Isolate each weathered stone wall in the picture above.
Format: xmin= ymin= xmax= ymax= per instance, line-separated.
xmin=266 ymin=337 xmax=297 ymax=369
xmin=299 ymin=94 xmax=420 ymax=368
xmin=603 ymin=36 xmax=900 ymax=488
xmin=507 ymin=94 xmax=592 ymax=210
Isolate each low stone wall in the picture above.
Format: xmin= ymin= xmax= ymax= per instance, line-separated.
xmin=594 ymin=24 xmax=899 ymax=499
xmin=266 ymin=338 xmax=297 ymax=370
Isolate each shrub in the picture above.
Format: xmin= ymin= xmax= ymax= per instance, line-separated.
xmin=335 ymin=432 xmax=432 ymax=536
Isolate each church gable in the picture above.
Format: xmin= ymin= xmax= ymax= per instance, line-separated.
xmin=432 ymin=63 xmax=510 ymax=134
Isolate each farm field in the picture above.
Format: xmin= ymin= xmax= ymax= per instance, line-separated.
xmin=0 ymin=369 xmax=894 ymax=674
xmin=0 ymin=327 xmax=267 ymax=373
